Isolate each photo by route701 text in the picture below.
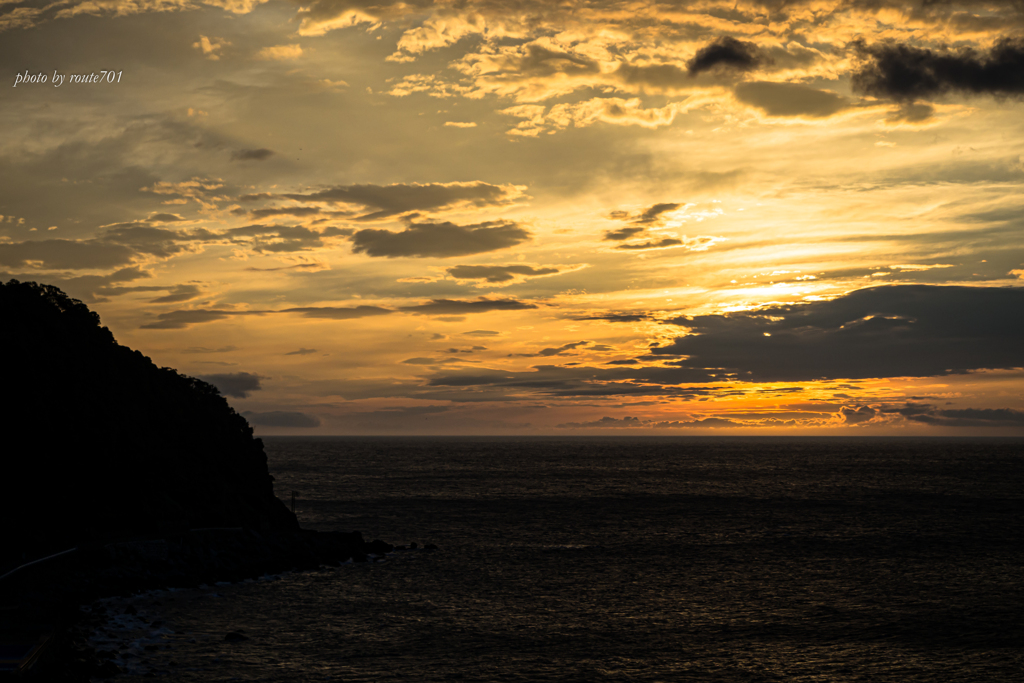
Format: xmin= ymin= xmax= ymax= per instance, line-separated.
xmin=13 ymin=70 xmax=123 ymax=87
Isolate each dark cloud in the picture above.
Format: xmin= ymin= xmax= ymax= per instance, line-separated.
xmin=243 ymin=410 xmax=320 ymax=428
xmin=0 ymin=266 xmax=151 ymax=303
xmin=197 ymin=372 xmax=263 ymax=398
xmin=633 ymin=202 xmax=683 ymax=224
xmin=884 ymin=403 xmax=1024 ymax=428
xmin=839 ymin=405 xmax=878 ymax=424
xmin=225 ymin=224 xmax=329 ymax=253
xmin=518 ymin=44 xmax=600 ymax=76
xmin=852 ymin=38 xmax=1024 ymax=102
xmin=603 ymin=226 xmax=647 ymax=241
xmin=285 ymin=348 xmax=318 ymax=355
xmin=572 ymin=312 xmax=652 ymax=322
xmin=557 ymin=415 xmax=643 ymax=428
xmin=248 ymin=207 xmax=322 ymax=218
xmin=424 ymin=364 xmax=730 ymax=398
xmin=148 ymin=213 xmax=185 ymax=223
xmin=350 ymin=220 xmax=530 ymax=258
xmin=278 ymin=305 xmax=394 ymax=319
xmin=400 ymin=297 xmax=538 ymax=316
xmin=616 ymin=238 xmax=684 ymax=250
xmin=605 ymin=203 xmax=682 ymax=243
xmin=231 ymin=148 xmax=275 ymax=161
xmin=735 ymin=81 xmax=849 ymax=117
xmin=244 ymin=263 xmax=329 ymax=272
xmin=617 ymin=63 xmax=691 ymax=89
xmin=556 ymin=415 xmax=743 ymax=429
xmin=886 ymin=102 xmax=935 ymax=123
xmin=283 ymin=181 xmax=524 ymax=220
xmin=100 ymin=226 xmax=204 ymax=258
xmin=652 ymin=285 xmax=1024 ymax=381
xmin=514 ymin=341 xmax=591 ymax=357
xmin=182 ymin=345 xmax=238 ymax=354
xmin=142 ymin=304 xmax=393 ymax=329
xmin=0 ymin=239 xmax=135 ymax=270
xmin=446 ymin=264 xmax=560 ymax=283
xmin=149 ymin=284 xmax=203 ymax=304
xmin=687 ymin=36 xmax=764 ymax=76
xmin=141 ymin=309 xmax=240 ymax=329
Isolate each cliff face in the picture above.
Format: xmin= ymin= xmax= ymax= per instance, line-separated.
xmin=2 ymin=280 xmax=298 ymax=564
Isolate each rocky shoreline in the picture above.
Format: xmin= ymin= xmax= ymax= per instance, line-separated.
xmin=2 ymin=527 xmax=435 ymax=680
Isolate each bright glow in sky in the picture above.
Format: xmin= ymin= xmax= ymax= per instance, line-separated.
xmin=3 ymin=0 xmax=1024 ymax=434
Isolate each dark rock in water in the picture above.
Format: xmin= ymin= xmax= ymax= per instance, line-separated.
xmin=366 ymin=539 xmax=394 ymax=555
xmin=223 ymin=631 xmax=250 ymax=642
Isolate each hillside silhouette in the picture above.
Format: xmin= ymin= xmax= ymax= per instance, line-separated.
xmin=1 ymin=280 xmax=298 ymax=569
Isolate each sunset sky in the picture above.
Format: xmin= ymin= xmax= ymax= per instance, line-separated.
xmin=3 ymin=0 xmax=1024 ymax=434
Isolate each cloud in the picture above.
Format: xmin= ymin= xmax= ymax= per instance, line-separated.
xmin=193 ymin=35 xmax=230 ymax=60
xmin=259 ymin=44 xmax=303 ymax=60
xmin=244 ymin=262 xmax=330 ymax=272
xmin=852 ymin=38 xmax=1024 ymax=102
xmin=399 ymin=297 xmax=538 ymax=315
xmin=651 ymin=285 xmax=1024 ymax=382
xmin=603 ymin=226 xmax=646 ymax=241
xmin=182 ymin=345 xmax=238 ymax=354
xmin=225 ymin=224 xmax=339 ymax=253
xmin=243 ymin=410 xmax=321 ymax=428
xmin=515 ymin=340 xmax=591 ymax=357
xmin=148 ymin=213 xmax=185 ymax=223
xmin=614 ymin=235 xmax=723 ymax=252
xmin=197 ymin=372 xmax=263 ymax=398
xmin=99 ymin=225 xmax=211 ymax=259
xmin=616 ymin=63 xmax=692 ymax=90
xmin=0 ymin=266 xmax=152 ymax=303
xmin=141 ymin=304 xmax=393 ymax=329
xmin=150 ymin=284 xmax=203 ymax=303
xmin=349 ymin=220 xmax=530 ymax=258
xmin=231 ymin=148 xmax=274 ymax=161
xmin=687 ymin=36 xmax=765 ymax=76
xmin=283 ymin=181 xmax=526 ymax=220
xmin=141 ymin=309 xmax=240 ymax=329
xmin=632 ymin=202 xmax=684 ymax=224
xmin=839 ymin=405 xmax=878 ymax=424
xmin=246 ymin=207 xmax=323 ymax=218
xmin=446 ymin=264 xmax=560 ymax=283
xmin=616 ymin=237 xmax=684 ymax=250
xmin=423 ymin=364 xmax=731 ymax=399
xmin=444 ymin=121 xmax=477 ymax=128
xmin=0 ymin=239 xmax=135 ymax=270
xmin=884 ymin=403 xmax=1024 ymax=428
xmin=285 ymin=348 xmax=318 ymax=355
xmin=556 ymin=415 xmax=743 ymax=429
xmin=278 ymin=305 xmax=394 ymax=319
xmin=572 ymin=312 xmax=652 ymax=323
xmin=734 ymin=81 xmax=850 ymax=118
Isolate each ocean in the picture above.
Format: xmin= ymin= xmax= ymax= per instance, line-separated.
xmin=92 ymin=437 xmax=1024 ymax=681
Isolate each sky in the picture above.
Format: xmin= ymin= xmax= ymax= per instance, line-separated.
xmin=3 ymin=0 xmax=1024 ymax=435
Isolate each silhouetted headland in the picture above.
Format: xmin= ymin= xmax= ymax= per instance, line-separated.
xmin=1 ymin=280 xmax=400 ymax=614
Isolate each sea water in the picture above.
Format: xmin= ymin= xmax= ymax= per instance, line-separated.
xmin=100 ymin=437 xmax=1024 ymax=681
